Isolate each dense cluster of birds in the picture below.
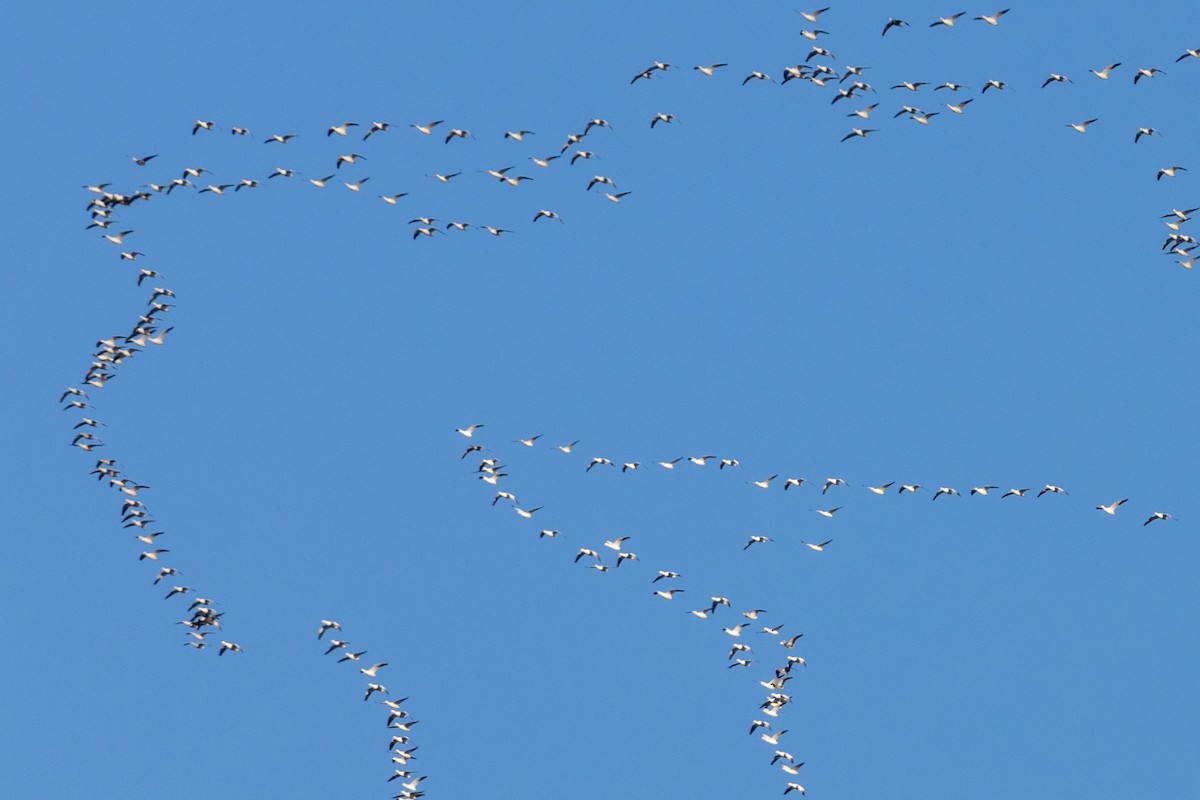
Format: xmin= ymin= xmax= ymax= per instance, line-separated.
xmin=61 ymin=5 xmax=1196 ymax=796
xmin=318 ymin=620 xmax=427 ymax=796
xmin=628 ymin=9 xmax=1198 ymax=270
xmin=62 ymin=215 xmax=240 ymax=657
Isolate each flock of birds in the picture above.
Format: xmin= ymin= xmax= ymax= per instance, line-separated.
xmin=317 ymin=620 xmax=427 ymax=796
xmin=456 ymin=426 xmax=815 ymax=794
xmin=61 ymin=6 xmax=1195 ymax=797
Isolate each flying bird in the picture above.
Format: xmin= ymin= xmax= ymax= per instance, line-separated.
xmin=975 ymin=9 xmax=1010 ymax=25
xmin=930 ymin=13 xmax=966 ymax=28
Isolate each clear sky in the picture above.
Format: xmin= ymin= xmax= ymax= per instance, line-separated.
xmin=4 ymin=2 xmax=1199 ymax=798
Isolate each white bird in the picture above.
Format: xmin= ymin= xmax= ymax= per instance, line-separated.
xmin=693 ymin=64 xmax=728 ymax=77
xmin=335 ymin=153 xmax=366 ymax=169
xmin=800 ymin=539 xmax=832 ymax=552
xmin=750 ymin=475 xmax=778 ymax=489
xmin=308 ymin=175 xmax=335 ymax=188
xmin=689 ymin=456 xmax=716 ymax=466
xmin=814 ymin=507 xmax=841 ymax=518
xmin=785 ymin=781 xmax=807 ymax=794
xmin=603 ymin=537 xmax=630 ymax=551
xmin=1090 ymin=63 xmax=1122 ymax=80
xmin=799 ymin=29 xmax=829 ymax=40
xmin=327 ymin=122 xmax=359 ymax=137
xmin=723 ymin=624 xmax=747 ymax=637
xmin=975 ymin=9 xmax=1010 ymax=25
xmin=360 ymin=662 xmax=388 ymax=677
xmin=982 ymin=79 xmax=1010 ymax=93
xmin=653 ymin=571 xmax=680 ymax=582
xmin=822 ymin=477 xmax=846 ymax=494
xmin=658 ymin=458 xmax=683 ymax=469
xmin=533 ymin=209 xmax=563 ymax=223
xmin=514 ymin=506 xmax=543 ymax=519
xmin=363 ymin=121 xmax=392 ymax=139
xmin=1067 ymin=119 xmax=1099 ymax=133
xmin=743 ymin=71 xmax=775 ymax=85
xmin=411 ymin=120 xmax=444 ymax=135
xmin=1042 ymin=73 xmax=1073 ymax=88
xmin=798 ymin=7 xmax=829 ymax=23
xmin=744 ymin=536 xmax=772 ymax=550
xmin=761 ymin=729 xmax=789 ymax=745
xmin=1133 ymin=67 xmax=1166 ymax=84
xmin=1157 ymin=166 xmax=1187 ymax=181
xmin=1038 ymin=484 xmax=1068 ymax=498
xmin=364 ymin=683 xmax=388 ymax=701
xmin=1096 ymin=499 xmax=1128 ymax=515
xmin=899 ymin=484 xmax=922 ymax=494
xmin=456 ymin=424 xmax=484 ymax=437
xmin=343 ymin=178 xmax=369 ymax=191
xmin=574 ymin=548 xmax=600 ymax=563
xmin=1144 ymin=512 xmax=1173 ymax=526
xmin=380 ymin=194 xmax=408 ymax=205
xmin=784 ymin=477 xmax=805 ymax=491
xmin=1003 ymin=487 xmax=1032 ymax=498
xmin=556 ymin=440 xmax=580 ymax=453
xmin=218 ymin=641 xmax=241 ymax=656
xmin=930 ymin=13 xmax=966 ymax=28
xmin=1135 ymin=128 xmax=1160 ymax=143
xmin=933 ymin=487 xmax=960 ymax=500
xmin=867 ymin=482 xmax=894 ymax=495
xmin=650 ymin=113 xmax=677 ymax=128
xmin=654 ymin=589 xmax=684 ymax=600
xmin=587 ymin=457 xmax=614 ymax=472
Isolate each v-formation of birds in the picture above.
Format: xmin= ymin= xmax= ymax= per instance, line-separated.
xmin=63 ymin=5 xmax=1197 ymax=797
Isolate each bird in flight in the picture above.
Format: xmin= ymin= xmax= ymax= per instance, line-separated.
xmin=975 ymin=9 xmax=1010 ymax=25
xmin=930 ymin=12 xmax=966 ymax=28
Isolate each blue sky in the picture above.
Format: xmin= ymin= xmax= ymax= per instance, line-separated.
xmin=4 ymin=2 xmax=1199 ymax=798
